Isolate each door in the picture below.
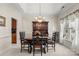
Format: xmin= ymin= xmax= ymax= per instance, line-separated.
xmin=12 ymin=18 xmax=17 ymax=44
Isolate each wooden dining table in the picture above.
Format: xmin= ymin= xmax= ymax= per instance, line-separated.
xmin=25 ymin=36 xmax=49 ymax=53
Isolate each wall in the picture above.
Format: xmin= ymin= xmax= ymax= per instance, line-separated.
xmin=0 ymin=3 xmax=60 ymax=54
xmin=59 ymin=3 xmax=79 ymax=18
xmin=22 ymin=14 xmax=59 ymax=39
xmin=58 ymin=3 xmax=79 ymax=54
xmin=0 ymin=4 xmax=23 ymax=54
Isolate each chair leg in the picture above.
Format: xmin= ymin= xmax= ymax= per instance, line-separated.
xmin=54 ymin=44 xmax=55 ymax=52
xmin=30 ymin=46 xmax=32 ymax=53
xmin=33 ymin=46 xmax=35 ymax=56
xmin=20 ymin=44 xmax=22 ymax=52
xmin=47 ymin=43 xmax=48 ymax=52
xmin=33 ymin=48 xmax=34 ymax=56
xmin=30 ymin=44 xmax=32 ymax=53
xmin=44 ymin=48 xmax=46 ymax=54
xmin=28 ymin=44 xmax=30 ymax=53
xmin=41 ymin=45 xmax=42 ymax=56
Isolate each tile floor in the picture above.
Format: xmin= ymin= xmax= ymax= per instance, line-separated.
xmin=0 ymin=43 xmax=77 ymax=56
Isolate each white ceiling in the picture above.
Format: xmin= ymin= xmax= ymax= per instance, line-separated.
xmin=19 ymin=3 xmax=65 ymax=17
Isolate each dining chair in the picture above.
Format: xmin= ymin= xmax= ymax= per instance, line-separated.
xmin=32 ymin=36 xmax=46 ymax=56
xmin=47 ymin=32 xmax=56 ymax=52
xmin=19 ymin=32 xmax=29 ymax=52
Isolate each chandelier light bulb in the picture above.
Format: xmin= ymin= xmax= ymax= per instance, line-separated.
xmin=35 ymin=16 xmax=45 ymax=22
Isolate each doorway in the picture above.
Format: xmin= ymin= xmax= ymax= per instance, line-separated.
xmin=11 ymin=18 xmax=17 ymax=44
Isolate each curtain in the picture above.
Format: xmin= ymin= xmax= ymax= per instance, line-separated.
xmin=73 ymin=11 xmax=79 ymax=53
xmin=60 ymin=10 xmax=79 ymax=53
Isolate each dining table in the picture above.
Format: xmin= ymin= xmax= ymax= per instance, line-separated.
xmin=25 ymin=36 xmax=49 ymax=53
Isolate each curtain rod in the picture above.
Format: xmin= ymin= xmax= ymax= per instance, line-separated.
xmin=60 ymin=9 xmax=79 ymax=20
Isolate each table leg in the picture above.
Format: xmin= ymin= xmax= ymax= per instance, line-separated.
xmin=47 ymin=43 xmax=48 ymax=52
xmin=29 ymin=44 xmax=32 ymax=53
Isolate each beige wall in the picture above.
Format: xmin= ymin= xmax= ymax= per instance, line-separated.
xmin=0 ymin=4 xmax=23 ymax=54
xmin=22 ymin=15 xmax=59 ymax=38
xmin=0 ymin=3 xmax=60 ymax=54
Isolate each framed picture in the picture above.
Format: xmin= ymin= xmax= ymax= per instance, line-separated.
xmin=0 ymin=16 xmax=6 ymax=26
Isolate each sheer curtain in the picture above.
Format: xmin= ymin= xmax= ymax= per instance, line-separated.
xmin=68 ymin=13 xmax=77 ymax=51
xmin=60 ymin=19 xmax=64 ymax=43
xmin=73 ymin=11 xmax=79 ymax=53
xmin=60 ymin=10 xmax=79 ymax=53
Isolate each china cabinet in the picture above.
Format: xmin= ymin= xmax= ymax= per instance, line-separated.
xmin=32 ymin=21 xmax=48 ymax=36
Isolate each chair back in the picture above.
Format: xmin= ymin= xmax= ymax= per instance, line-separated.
xmin=32 ymin=35 xmax=47 ymax=56
xmin=32 ymin=36 xmax=42 ymax=45
xmin=19 ymin=32 xmax=25 ymax=40
xmin=52 ymin=32 xmax=56 ymax=41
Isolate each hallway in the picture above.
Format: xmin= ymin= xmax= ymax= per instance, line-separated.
xmin=0 ymin=43 xmax=77 ymax=56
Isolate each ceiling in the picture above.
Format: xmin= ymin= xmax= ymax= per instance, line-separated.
xmin=18 ymin=3 xmax=66 ymax=17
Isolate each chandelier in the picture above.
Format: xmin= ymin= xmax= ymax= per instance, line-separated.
xmin=35 ymin=4 xmax=45 ymax=22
